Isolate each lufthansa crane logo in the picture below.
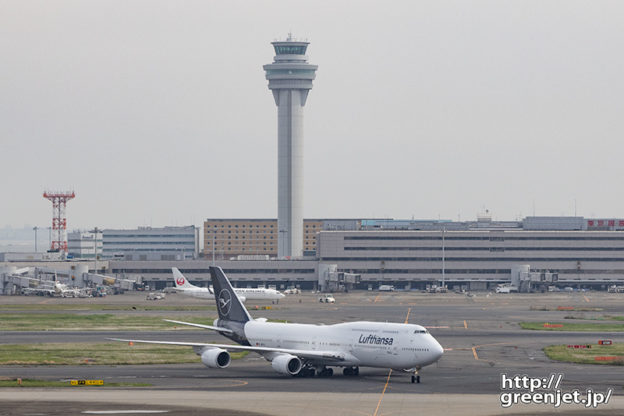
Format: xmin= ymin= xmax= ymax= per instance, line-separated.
xmin=176 ymin=277 xmax=185 ymax=286
xmin=218 ymin=289 xmax=232 ymax=315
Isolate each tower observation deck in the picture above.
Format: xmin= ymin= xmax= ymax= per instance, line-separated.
xmin=263 ymin=35 xmax=318 ymax=258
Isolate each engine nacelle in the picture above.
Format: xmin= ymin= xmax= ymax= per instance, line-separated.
xmin=200 ymin=348 xmax=231 ymax=369
xmin=271 ymin=354 xmax=302 ymax=375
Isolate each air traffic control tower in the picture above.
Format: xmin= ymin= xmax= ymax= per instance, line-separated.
xmin=264 ymin=35 xmax=318 ymax=258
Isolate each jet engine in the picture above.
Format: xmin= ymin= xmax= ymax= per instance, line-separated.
xmin=271 ymin=354 xmax=302 ymax=375
xmin=200 ymin=348 xmax=231 ymax=369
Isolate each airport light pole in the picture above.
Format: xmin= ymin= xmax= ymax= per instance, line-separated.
xmin=91 ymin=227 xmax=99 ymax=273
xmin=442 ymin=227 xmax=446 ymax=288
xmin=33 ymin=226 xmax=38 ymax=252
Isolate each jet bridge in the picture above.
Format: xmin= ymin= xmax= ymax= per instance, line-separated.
xmin=318 ymin=263 xmax=361 ymax=292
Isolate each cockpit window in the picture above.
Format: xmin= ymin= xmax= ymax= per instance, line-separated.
xmin=414 ymin=329 xmax=428 ymax=334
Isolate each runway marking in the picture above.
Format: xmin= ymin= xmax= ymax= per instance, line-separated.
xmin=470 ymin=342 xmax=510 ymax=361
xmin=463 ymin=320 xmax=468 ymax=329
xmin=373 ymin=295 xmax=381 ymax=303
xmin=373 ymin=308 xmax=411 ymax=416
xmin=82 ymin=411 xmax=169 ymax=414
xmin=373 ymin=369 xmax=393 ymax=416
xmin=584 ymin=295 xmax=590 ymax=303
xmin=208 ymin=379 xmax=248 ymax=388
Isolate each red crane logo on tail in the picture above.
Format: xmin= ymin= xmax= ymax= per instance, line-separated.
xmin=176 ymin=277 xmax=185 ymax=286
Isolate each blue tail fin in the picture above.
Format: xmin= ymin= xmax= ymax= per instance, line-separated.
xmin=209 ymin=266 xmax=251 ymax=323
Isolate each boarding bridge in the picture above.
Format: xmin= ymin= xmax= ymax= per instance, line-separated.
xmin=511 ymin=265 xmax=558 ymax=293
xmin=318 ymin=264 xmax=361 ymax=292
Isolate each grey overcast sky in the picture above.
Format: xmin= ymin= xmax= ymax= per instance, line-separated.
xmin=1 ymin=1 xmax=623 ymax=230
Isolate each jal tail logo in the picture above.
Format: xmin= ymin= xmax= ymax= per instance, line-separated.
xmin=176 ymin=277 xmax=185 ymax=286
xmin=218 ymin=289 xmax=232 ymax=316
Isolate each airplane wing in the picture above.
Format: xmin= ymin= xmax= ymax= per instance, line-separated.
xmin=163 ymin=319 xmax=233 ymax=334
xmin=107 ymin=337 xmax=346 ymax=362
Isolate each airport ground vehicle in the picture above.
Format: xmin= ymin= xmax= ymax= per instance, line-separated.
xmin=146 ymin=292 xmax=165 ymax=300
xmin=495 ymin=285 xmax=518 ymax=293
xmin=378 ymin=285 xmax=395 ymax=292
xmin=318 ymin=294 xmax=335 ymax=303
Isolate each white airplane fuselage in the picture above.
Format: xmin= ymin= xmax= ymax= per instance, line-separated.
xmin=237 ymin=320 xmax=443 ymax=370
xmin=233 ymin=288 xmax=284 ymax=301
xmin=177 ymin=288 xmax=212 ymax=299
xmin=177 ymin=287 xmax=283 ymax=302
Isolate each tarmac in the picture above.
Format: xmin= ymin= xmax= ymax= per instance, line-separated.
xmin=1 ymin=290 xmax=623 ymax=415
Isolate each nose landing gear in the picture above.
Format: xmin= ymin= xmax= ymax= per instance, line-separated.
xmin=411 ymin=369 xmax=420 ymax=383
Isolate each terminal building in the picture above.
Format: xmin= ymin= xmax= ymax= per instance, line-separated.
xmin=203 ymin=219 xmax=361 ymax=258
xmin=5 ymin=217 xmax=624 ymax=292
xmin=102 ymin=216 xmax=624 ymax=291
xmin=67 ymin=230 xmax=103 ymax=259
xmin=102 ymin=226 xmax=198 ymax=261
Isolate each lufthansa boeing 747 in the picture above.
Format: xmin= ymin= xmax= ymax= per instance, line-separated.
xmin=111 ymin=266 xmax=443 ymax=383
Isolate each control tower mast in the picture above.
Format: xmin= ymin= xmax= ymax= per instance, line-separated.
xmin=263 ymin=34 xmax=318 ymax=258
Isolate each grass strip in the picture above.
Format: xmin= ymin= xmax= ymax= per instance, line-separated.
xmin=529 ymin=306 xmax=603 ymax=312
xmin=0 ymin=343 xmax=248 ymax=365
xmin=0 ymin=378 xmax=151 ymax=387
xmin=520 ymin=322 xmax=624 ymax=331
xmin=563 ymin=315 xmax=624 ymax=321
xmin=544 ymin=343 xmax=624 ymax=365
xmin=0 ymin=314 xmax=216 ymax=331
xmin=0 ymin=304 xmax=216 ymax=312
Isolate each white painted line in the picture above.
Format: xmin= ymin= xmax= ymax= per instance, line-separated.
xmin=82 ymin=411 xmax=169 ymax=414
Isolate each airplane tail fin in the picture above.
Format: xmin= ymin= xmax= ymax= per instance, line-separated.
xmin=209 ymin=266 xmax=251 ymax=323
xmin=172 ymin=268 xmax=198 ymax=289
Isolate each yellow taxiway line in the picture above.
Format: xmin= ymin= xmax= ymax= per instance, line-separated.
xmin=373 ymin=307 xmax=411 ymax=416
xmin=373 ymin=369 xmax=393 ymax=416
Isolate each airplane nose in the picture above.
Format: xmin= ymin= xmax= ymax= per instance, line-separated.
xmin=432 ymin=339 xmax=444 ymax=361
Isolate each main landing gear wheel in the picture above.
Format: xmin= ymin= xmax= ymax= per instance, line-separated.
xmin=343 ymin=367 xmax=359 ymax=376
xmin=318 ymin=367 xmax=333 ymax=377
xmin=296 ymin=367 xmax=315 ymax=377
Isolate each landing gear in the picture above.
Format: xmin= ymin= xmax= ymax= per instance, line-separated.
xmin=343 ymin=367 xmax=359 ymax=376
xmin=296 ymin=367 xmax=316 ymax=377
xmin=411 ymin=369 xmax=420 ymax=384
xmin=317 ymin=367 xmax=334 ymax=377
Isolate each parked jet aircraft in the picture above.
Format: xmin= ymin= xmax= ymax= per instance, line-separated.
xmin=112 ymin=267 xmax=443 ymax=383
xmin=172 ymin=268 xmax=285 ymax=303
xmin=171 ymin=268 xmax=213 ymax=299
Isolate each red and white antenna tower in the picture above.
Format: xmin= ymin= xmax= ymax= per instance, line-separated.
xmin=43 ymin=190 xmax=75 ymax=253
